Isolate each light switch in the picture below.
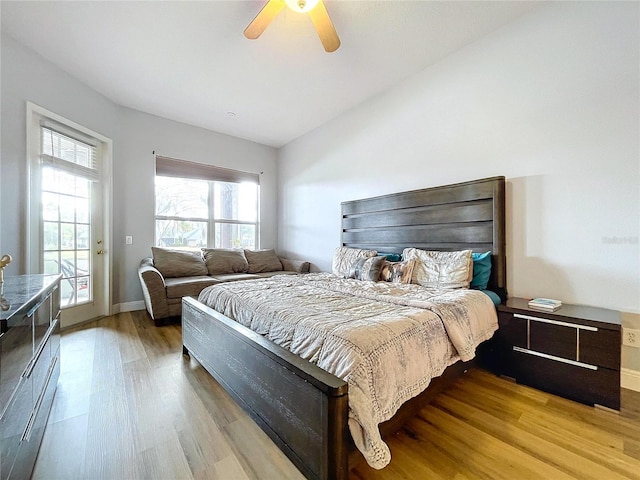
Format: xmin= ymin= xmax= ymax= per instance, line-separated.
xmin=125 ymin=235 xmax=133 ymax=245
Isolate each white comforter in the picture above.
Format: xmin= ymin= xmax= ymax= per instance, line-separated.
xmin=198 ymin=273 xmax=498 ymax=469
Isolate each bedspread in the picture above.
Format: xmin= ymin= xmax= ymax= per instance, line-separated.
xmin=197 ymin=273 xmax=497 ymax=469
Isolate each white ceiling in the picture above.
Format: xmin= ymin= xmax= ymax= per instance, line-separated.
xmin=1 ymin=1 xmax=541 ymax=148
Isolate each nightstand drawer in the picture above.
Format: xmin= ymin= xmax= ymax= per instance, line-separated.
xmin=510 ymin=349 xmax=620 ymax=410
xmin=580 ymin=328 xmax=620 ymax=370
xmin=529 ymin=320 xmax=576 ymax=359
xmin=492 ymin=298 xmax=621 ymax=410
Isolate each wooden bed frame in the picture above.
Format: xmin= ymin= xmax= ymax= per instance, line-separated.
xmin=182 ymin=176 xmax=506 ymax=480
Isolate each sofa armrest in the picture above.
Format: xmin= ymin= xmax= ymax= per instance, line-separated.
xmin=279 ymin=257 xmax=310 ymax=274
xmin=138 ymin=258 xmax=170 ymax=320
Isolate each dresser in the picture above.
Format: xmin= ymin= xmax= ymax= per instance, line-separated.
xmin=0 ymin=274 xmax=61 ymax=480
xmin=491 ymin=297 xmax=621 ymax=410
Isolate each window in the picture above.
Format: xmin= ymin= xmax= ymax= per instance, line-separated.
xmin=154 ymin=156 xmax=259 ymax=250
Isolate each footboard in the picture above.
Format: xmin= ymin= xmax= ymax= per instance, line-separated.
xmin=182 ymin=296 xmax=349 ymax=480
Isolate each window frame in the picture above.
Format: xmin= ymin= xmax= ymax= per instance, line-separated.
xmin=153 ymin=161 xmax=260 ymax=250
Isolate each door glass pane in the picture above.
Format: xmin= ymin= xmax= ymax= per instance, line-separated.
xmin=43 ymin=222 xmax=59 ymax=250
xmin=42 ymin=165 xmax=92 ymax=308
xmin=42 ymin=192 xmax=59 ymax=221
xmin=76 ymin=250 xmax=90 ymax=304
xmin=76 ymin=224 xmax=89 ymax=249
xmin=60 ymin=223 xmax=75 ymax=250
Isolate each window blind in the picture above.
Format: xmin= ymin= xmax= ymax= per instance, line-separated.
xmin=40 ymin=125 xmax=99 ymax=182
xmin=155 ymin=155 xmax=260 ymax=185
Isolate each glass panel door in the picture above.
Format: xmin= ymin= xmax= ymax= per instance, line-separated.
xmin=42 ymin=167 xmax=92 ymax=307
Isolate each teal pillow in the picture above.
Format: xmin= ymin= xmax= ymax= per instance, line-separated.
xmin=470 ymin=251 xmax=492 ymax=290
xmin=377 ymin=253 xmax=402 ymax=262
xmin=480 ymin=289 xmax=501 ymax=305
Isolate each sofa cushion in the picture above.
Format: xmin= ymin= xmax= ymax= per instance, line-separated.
xmin=211 ymin=273 xmax=261 ymax=282
xmin=245 ymin=249 xmax=283 ymax=273
xmin=254 ymin=271 xmax=298 ymax=278
xmin=164 ymin=276 xmax=220 ymax=299
xmin=151 ymin=247 xmax=207 ymax=278
xmin=279 ymin=258 xmax=310 ymax=273
xmin=202 ymin=248 xmax=249 ymax=275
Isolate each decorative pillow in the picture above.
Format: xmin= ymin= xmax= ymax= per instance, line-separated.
xmin=331 ymin=247 xmax=377 ymax=277
xmin=470 ymin=251 xmax=492 ymax=290
xmin=380 ymin=259 xmax=415 ymax=284
xmin=245 ymin=249 xmax=283 ymax=274
xmin=202 ymin=248 xmax=249 ymax=275
xmin=403 ymin=248 xmax=473 ymax=289
xmin=151 ymin=247 xmax=207 ymax=278
xmin=377 ymin=252 xmax=402 ymax=262
xmin=346 ymin=256 xmax=386 ymax=281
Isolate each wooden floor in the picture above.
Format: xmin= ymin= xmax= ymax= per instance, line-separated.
xmin=33 ymin=311 xmax=640 ymax=480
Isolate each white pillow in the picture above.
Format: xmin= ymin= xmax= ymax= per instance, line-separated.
xmin=403 ymin=248 xmax=473 ymax=289
xmin=331 ymin=247 xmax=377 ymax=277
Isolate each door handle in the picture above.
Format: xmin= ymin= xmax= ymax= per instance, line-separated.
xmin=97 ymin=250 xmax=105 ymax=255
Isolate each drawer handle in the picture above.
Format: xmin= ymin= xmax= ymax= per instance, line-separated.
xmin=22 ymin=317 xmax=59 ymax=379
xmin=21 ymin=355 xmax=58 ymax=443
xmin=26 ymin=291 xmax=53 ymax=319
xmin=513 ymin=346 xmax=598 ymax=370
xmin=514 ymin=313 xmax=598 ymax=331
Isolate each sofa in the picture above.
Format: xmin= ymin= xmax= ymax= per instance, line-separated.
xmin=138 ymin=247 xmax=310 ymax=325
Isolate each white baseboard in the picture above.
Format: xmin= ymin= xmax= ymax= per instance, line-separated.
xmin=113 ymin=301 xmax=146 ymax=314
xmin=621 ymin=368 xmax=640 ymax=392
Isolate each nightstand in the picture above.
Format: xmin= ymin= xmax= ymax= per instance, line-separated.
xmin=491 ymin=297 xmax=621 ymax=410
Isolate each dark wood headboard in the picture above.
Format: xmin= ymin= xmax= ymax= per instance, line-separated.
xmin=341 ymin=176 xmax=506 ymax=300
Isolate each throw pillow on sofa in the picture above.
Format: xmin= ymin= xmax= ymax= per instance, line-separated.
xmin=245 ymin=249 xmax=283 ymax=274
xmin=151 ymin=247 xmax=208 ymax=278
xmin=202 ymin=248 xmax=249 ymax=275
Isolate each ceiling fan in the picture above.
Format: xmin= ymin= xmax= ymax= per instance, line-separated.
xmin=244 ymin=0 xmax=341 ymax=53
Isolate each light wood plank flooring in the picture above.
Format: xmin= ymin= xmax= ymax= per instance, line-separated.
xmin=33 ymin=311 xmax=640 ymax=480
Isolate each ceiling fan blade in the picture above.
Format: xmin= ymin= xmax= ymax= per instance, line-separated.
xmin=244 ymin=0 xmax=286 ymax=39
xmin=308 ymin=0 xmax=340 ymax=52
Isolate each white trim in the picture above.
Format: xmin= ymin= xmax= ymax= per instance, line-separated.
xmin=621 ymin=368 xmax=640 ymax=392
xmin=115 ymin=301 xmax=146 ymax=313
xmin=26 ymin=101 xmax=113 ymax=322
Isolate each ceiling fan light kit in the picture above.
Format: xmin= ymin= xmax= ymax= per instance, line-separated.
xmin=244 ymin=0 xmax=341 ymax=53
xmin=284 ymin=0 xmax=319 ymax=13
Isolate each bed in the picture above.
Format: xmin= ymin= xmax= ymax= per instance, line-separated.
xmin=182 ymin=176 xmax=506 ymax=480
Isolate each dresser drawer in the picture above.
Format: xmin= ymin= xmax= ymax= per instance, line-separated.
xmin=0 ymin=376 xmax=32 ymax=480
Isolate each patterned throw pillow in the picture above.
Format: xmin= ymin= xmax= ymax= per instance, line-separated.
xmin=403 ymin=248 xmax=473 ymax=289
xmin=379 ymin=259 xmax=415 ymax=284
xmin=346 ymin=256 xmax=386 ymax=281
xmin=331 ymin=247 xmax=377 ymax=277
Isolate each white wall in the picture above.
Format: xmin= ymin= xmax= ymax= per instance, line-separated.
xmin=278 ymin=2 xmax=640 ymax=314
xmin=1 ymin=34 xmax=120 ymax=275
xmin=1 ymin=34 xmax=278 ymax=313
xmin=114 ymin=108 xmax=278 ymax=305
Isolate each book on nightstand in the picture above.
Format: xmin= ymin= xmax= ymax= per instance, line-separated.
xmin=528 ymin=297 xmax=562 ymax=311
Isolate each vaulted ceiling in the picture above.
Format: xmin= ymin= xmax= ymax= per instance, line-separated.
xmin=1 ymin=1 xmax=541 ymax=147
